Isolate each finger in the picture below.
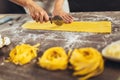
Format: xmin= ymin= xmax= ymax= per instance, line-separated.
xmin=31 ymin=15 xmax=35 ymax=20
xmin=68 ymin=14 xmax=73 ymax=20
xmin=30 ymin=12 xmax=36 ymax=21
xmin=31 ymin=13 xmax=38 ymax=22
xmin=39 ymin=12 xmax=44 ymax=23
xmin=61 ymin=15 xmax=70 ymax=23
xmin=64 ymin=14 xmax=73 ymax=23
xmin=44 ymin=13 xmax=49 ymax=22
xmin=39 ymin=16 xmax=43 ymax=23
xmin=33 ymin=12 xmax=39 ymax=22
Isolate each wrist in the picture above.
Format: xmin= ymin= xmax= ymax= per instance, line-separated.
xmin=23 ymin=0 xmax=35 ymax=8
xmin=54 ymin=0 xmax=64 ymax=11
xmin=54 ymin=8 xmax=63 ymax=12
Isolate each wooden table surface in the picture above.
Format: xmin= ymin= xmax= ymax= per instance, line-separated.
xmin=0 ymin=11 xmax=120 ymax=80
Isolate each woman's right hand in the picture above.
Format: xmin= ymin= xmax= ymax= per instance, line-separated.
xmin=26 ymin=2 xmax=49 ymax=23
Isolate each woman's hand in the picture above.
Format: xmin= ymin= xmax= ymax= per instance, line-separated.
xmin=26 ymin=2 xmax=49 ymax=23
xmin=10 ymin=0 xmax=49 ymax=23
xmin=53 ymin=9 xmax=73 ymax=23
xmin=53 ymin=0 xmax=73 ymax=23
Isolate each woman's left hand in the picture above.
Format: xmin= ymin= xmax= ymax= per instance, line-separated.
xmin=52 ymin=9 xmax=73 ymax=23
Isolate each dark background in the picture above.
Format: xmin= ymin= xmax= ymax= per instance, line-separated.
xmin=68 ymin=0 xmax=120 ymax=12
xmin=0 ymin=0 xmax=25 ymax=13
xmin=0 ymin=0 xmax=120 ymax=13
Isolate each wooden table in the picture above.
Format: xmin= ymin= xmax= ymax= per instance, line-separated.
xmin=0 ymin=11 xmax=120 ymax=80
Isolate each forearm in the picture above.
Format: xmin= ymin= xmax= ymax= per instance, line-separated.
xmin=10 ymin=0 xmax=49 ymax=23
xmin=9 ymin=0 xmax=35 ymax=7
xmin=54 ymin=0 xmax=64 ymax=10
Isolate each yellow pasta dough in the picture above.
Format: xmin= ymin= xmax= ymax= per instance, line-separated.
xmin=69 ymin=47 xmax=104 ymax=80
xmin=22 ymin=21 xmax=111 ymax=33
xmin=38 ymin=47 xmax=68 ymax=70
xmin=8 ymin=43 xmax=40 ymax=65
xmin=102 ymin=40 xmax=120 ymax=59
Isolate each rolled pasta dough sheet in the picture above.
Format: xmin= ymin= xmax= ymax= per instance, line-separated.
xmin=22 ymin=21 xmax=111 ymax=33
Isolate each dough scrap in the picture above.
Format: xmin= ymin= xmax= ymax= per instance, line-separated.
xmin=102 ymin=40 xmax=120 ymax=59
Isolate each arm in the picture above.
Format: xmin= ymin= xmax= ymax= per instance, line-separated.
xmin=9 ymin=0 xmax=49 ymax=23
xmin=54 ymin=0 xmax=64 ymax=11
xmin=53 ymin=0 xmax=73 ymax=23
xmin=9 ymin=0 xmax=33 ymax=7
